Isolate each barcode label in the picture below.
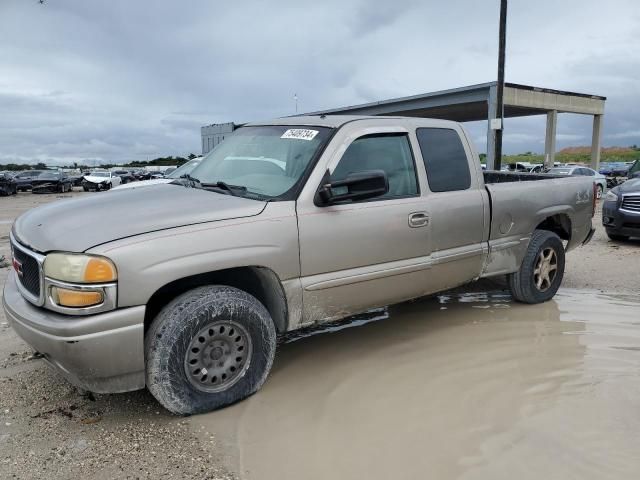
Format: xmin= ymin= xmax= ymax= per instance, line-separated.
xmin=281 ymin=129 xmax=319 ymax=141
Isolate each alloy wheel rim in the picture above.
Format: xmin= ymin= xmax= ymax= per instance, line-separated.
xmin=184 ymin=320 xmax=252 ymax=393
xmin=533 ymin=247 xmax=558 ymax=292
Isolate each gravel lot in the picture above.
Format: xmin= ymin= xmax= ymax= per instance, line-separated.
xmin=0 ymin=189 xmax=638 ymax=479
xmin=1 ymin=190 xmax=233 ymax=480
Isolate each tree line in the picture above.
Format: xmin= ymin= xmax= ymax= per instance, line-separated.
xmin=0 ymin=154 xmax=198 ymax=172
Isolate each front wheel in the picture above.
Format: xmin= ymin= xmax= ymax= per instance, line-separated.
xmin=596 ymin=184 xmax=603 ymax=199
xmin=508 ymin=229 xmax=565 ymax=304
xmin=146 ymin=286 xmax=277 ymax=415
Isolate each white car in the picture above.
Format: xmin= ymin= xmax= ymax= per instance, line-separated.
xmin=112 ymin=159 xmax=202 ymax=191
xmin=547 ymin=166 xmax=607 ymax=198
xmin=82 ymin=170 xmax=122 ymax=191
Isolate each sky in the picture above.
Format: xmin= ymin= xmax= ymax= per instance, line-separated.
xmin=1 ymin=0 xmax=639 ymax=165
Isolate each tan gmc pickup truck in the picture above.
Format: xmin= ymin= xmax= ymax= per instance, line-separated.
xmin=3 ymin=116 xmax=596 ymax=414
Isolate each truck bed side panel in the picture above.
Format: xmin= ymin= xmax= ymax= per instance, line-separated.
xmin=482 ymin=176 xmax=594 ymax=277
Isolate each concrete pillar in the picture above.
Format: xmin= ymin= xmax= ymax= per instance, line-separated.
xmin=591 ymin=114 xmax=603 ymax=169
xmin=486 ymin=85 xmax=498 ymax=170
xmin=544 ymin=110 xmax=558 ymax=168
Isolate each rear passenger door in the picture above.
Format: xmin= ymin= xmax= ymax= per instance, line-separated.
xmin=414 ymin=127 xmax=487 ymax=289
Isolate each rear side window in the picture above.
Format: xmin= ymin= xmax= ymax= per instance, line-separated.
xmin=416 ymin=128 xmax=471 ymax=192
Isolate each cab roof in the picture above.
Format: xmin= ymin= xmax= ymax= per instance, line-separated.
xmin=246 ymin=115 xmax=459 ymax=129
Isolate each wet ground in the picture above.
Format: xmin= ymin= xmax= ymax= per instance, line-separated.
xmin=194 ymin=290 xmax=640 ymax=480
xmin=1 ymin=190 xmax=639 ymax=479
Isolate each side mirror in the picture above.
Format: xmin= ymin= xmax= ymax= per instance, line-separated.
xmin=315 ymin=169 xmax=389 ymax=206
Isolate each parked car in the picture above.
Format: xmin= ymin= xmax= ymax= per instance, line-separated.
xmin=163 ymin=166 xmax=177 ymax=176
xmin=66 ymin=173 xmax=85 ymax=187
xmin=627 ymin=159 xmax=640 ymax=179
xmin=602 ymin=178 xmax=640 ymax=241
xmin=0 ymin=172 xmax=18 ymax=195
xmin=507 ymin=162 xmax=544 ymax=173
xmin=13 ymin=170 xmax=46 ymax=191
xmin=4 ymin=116 xmax=596 ymax=415
xmin=111 ymin=159 xmax=202 ymax=191
xmin=30 ymin=171 xmax=73 ymax=194
xmin=547 ymin=166 xmax=607 ymax=198
xmin=112 ymin=170 xmax=136 ymax=184
xmin=128 ymin=169 xmax=148 ymax=181
xmin=82 ymin=170 xmax=122 ymax=191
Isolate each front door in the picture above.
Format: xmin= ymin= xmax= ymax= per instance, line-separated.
xmin=296 ymin=127 xmax=432 ymax=324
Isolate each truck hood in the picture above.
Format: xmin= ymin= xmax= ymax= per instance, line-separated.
xmin=111 ymin=178 xmax=172 ymax=191
xmin=12 ymin=184 xmax=267 ymax=253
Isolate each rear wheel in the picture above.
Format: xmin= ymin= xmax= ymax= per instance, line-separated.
xmin=146 ymin=285 xmax=277 ymax=415
xmin=508 ymin=229 xmax=565 ymax=304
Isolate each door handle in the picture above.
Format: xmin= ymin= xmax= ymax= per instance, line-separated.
xmin=408 ymin=212 xmax=429 ymax=228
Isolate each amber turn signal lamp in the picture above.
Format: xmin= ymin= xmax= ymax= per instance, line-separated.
xmin=51 ymin=287 xmax=103 ymax=308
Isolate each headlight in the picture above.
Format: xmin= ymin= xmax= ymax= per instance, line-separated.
xmin=44 ymin=253 xmax=117 ymax=283
xmin=604 ymin=191 xmax=618 ymax=202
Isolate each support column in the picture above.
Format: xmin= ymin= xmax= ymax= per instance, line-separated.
xmin=486 ymin=85 xmax=498 ymax=170
xmin=544 ymin=110 xmax=558 ymax=168
xmin=591 ymin=114 xmax=603 ymax=169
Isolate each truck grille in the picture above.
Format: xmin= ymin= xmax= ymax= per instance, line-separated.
xmin=10 ymin=239 xmax=42 ymax=301
xmin=621 ymin=195 xmax=640 ymax=213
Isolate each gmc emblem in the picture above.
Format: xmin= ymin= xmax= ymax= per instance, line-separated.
xmin=12 ymin=257 xmax=23 ymax=277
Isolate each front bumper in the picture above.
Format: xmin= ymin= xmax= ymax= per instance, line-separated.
xmin=602 ymin=200 xmax=640 ymax=237
xmin=2 ymin=271 xmax=145 ymax=393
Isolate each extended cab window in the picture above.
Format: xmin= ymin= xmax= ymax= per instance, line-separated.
xmin=416 ymin=128 xmax=471 ymax=192
xmin=331 ymin=133 xmax=418 ymax=200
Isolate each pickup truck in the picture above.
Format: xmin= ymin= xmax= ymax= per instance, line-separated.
xmin=3 ymin=116 xmax=596 ymax=415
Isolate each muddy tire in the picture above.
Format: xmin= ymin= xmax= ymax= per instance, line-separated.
xmin=145 ymin=286 xmax=277 ymax=415
xmin=606 ymin=231 xmax=629 ymax=242
xmin=508 ymin=229 xmax=565 ymax=304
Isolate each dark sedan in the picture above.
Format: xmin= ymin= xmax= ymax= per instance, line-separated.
xmin=112 ymin=170 xmax=136 ymax=184
xmin=602 ymin=178 xmax=640 ymax=241
xmin=13 ymin=170 xmax=46 ymax=191
xmin=0 ymin=172 xmax=18 ymax=195
xmin=31 ymin=171 xmax=73 ymax=194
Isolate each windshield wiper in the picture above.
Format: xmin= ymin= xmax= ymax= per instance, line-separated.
xmin=172 ymin=174 xmax=202 ymax=188
xmin=201 ymin=181 xmax=247 ymax=196
xmin=180 ymin=174 xmax=200 ymax=184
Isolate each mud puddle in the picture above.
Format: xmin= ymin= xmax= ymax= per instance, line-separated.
xmin=191 ymin=289 xmax=640 ymax=480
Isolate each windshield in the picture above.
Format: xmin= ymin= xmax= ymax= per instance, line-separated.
xmin=190 ymin=125 xmax=332 ymax=199
xmin=168 ymin=159 xmax=201 ymax=179
xmin=37 ymin=172 xmax=59 ymax=179
xmin=90 ymin=172 xmax=110 ymax=178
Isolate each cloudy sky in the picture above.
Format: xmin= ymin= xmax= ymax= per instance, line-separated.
xmin=1 ymin=0 xmax=639 ymax=165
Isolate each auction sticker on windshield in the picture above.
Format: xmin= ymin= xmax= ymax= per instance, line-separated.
xmin=281 ymin=129 xmax=319 ymax=141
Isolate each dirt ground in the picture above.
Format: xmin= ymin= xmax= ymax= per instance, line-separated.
xmin=0 ymin=190 xmax=638 ymax=479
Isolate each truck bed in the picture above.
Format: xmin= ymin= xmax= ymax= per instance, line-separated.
xmin=483 ymin=171 xmax=561 ymax=184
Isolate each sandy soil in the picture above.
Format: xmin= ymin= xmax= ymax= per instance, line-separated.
xmin=0 ymin=191 xmax=233 ymax=480
xmin=0 ymin=190 xmax=638 ymax=479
